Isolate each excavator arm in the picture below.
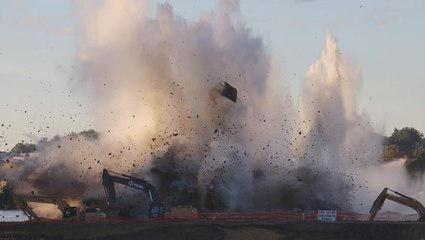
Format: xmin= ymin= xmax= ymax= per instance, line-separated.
xmin=102 ymin=169 xmax=165 ymax=218
xmin=13 ymin=195 xmax=77 ymax=221
xmin=369 ymin=187 xmax=425 ymax=221
xmin=13 ymin=196 xmax=40 ymax=220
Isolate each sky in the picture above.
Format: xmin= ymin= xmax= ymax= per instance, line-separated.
xmin=0 ymin=0 xmax=424 ymax=151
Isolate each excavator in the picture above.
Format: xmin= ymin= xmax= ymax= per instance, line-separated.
xmin=102 ymin=169 xmax=166 ymax=218
xmin=369 ymin=187 xmax=425 ymax=221
xmin=13 ymin=195 xmax=107 ymax=221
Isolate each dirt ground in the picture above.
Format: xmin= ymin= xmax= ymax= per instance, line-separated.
xmin=1 ymin=220 xmax=425 ymax=240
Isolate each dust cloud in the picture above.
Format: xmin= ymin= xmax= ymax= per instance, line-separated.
xmin=3 ymin=0 xmax=419 ymax=217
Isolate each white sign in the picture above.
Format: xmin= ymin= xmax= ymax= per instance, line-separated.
xmin=0 ymin=210 xmax=29 ymax=222
xmin=317 ymin=210 xmax=337 ymax=221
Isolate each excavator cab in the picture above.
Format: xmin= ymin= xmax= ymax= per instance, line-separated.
xmin=149 ymin=202 xmax=166 ymax=218
xmin=62 ymin=206 xmax=77 ymax=219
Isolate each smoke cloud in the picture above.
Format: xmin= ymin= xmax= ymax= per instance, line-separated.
xmin=71 ymin=0 xmax=380 ymax=212
xmin=2 ymin=0 xmax=422 ymax=217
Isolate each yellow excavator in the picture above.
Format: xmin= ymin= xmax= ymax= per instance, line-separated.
xmin=369 ymin=187 xmax=425 ymax=221
xmin=13 ymin=195 xmax=106 ymax=221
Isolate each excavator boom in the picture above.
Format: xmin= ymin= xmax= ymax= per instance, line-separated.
xmin=13 ymin=195 xmax=106 ymax=221
xmin=369 ymin=187 xmax=425 ymax=221
xmin=102 ymin=169 xmax=165 ymax=218
xmin=13 ymin=196 xmax=40 ymax=220
xmin=13 ymin=195 xmax=76 ymax=220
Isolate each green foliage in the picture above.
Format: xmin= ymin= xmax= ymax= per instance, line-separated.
xmin=68 ymin=132 xmax=78 ymax=138
xmin=384 ymin=127 xmax=425 ymax=176
xmin=414 ymin=146 xmax=425 ymax=160
xmin=10 ymin=143 xmax=37 ymax=154
xmin=79 ymin=129 xmax=99 ymax=140
xmin=405 ymin=146 xmax=425 ymax=176
xmin=382 ymin=145 xmax=401 ymax=162
xmin=387 ymin=127 xmax=423 ymax=154
xmin=52 ymin=135 xmax=61 ymax=142
xmin=63 ymin=129 xmax=98 ymax=140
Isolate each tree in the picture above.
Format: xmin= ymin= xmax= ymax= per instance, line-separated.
xmin=10 ymin=143 xmax=37 ymax=154
xmin=405 ymin=146 xmax=425 ymax=176
xmin=387 ymin=127 xmax=423 ymax=155
xmin=382 ymin=145 xmax=401 ymax=162
xmin=79 ymin=129 xmax=99 ymax=140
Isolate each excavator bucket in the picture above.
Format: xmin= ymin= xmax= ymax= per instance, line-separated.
xmin=210 ymin=81 xmax=238 ymax=103
xmin=220 ymin=81 xmax=237 ymax=103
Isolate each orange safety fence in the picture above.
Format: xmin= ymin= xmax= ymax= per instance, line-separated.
xmin=336 ymin=210 xmax=418 ymax=221
xmin=157 ymin=210 xmax=336 ymax=222
xmin=157 ymin=210 xmax=419 ymax=222
xmin=0 ymin=210 xmax=420 ymax=224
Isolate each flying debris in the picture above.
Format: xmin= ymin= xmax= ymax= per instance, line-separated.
xmin=210 ymin=81 xmax=238 ymax=103
xmin=0 ymin=0 xmax=388 ymax=216
xmin=220 ymin=81 xmax=237 ymax=103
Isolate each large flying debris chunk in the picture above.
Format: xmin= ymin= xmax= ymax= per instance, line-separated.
xmin=220 ymin=81 xmax=237 ymax=103
xmin=210 ymin=81 xmax=238 ymax=103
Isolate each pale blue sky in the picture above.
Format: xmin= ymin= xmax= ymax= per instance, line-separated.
xmin=1 ymin=0 xmax=424 ymax=151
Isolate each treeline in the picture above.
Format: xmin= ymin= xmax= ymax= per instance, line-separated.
xmin=8 ymin=129 xmax=99 ymax=154
xmin=383 ymin=127 xmax=425 ymax=176
xmin=7 ymin=127 xmax=425 ymax=174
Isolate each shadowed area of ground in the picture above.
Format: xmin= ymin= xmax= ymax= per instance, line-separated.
xmin=1 ymin=220 xmax=425 ymax=240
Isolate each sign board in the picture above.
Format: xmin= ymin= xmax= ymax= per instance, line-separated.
xmin=0 ymin=210 xmax=29 ymax=222
xmin=317 ymin=210 xmax=337 ymax=221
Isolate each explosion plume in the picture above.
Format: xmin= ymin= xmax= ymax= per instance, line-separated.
xmin=3 ymin=0 xmax=409 ymax=217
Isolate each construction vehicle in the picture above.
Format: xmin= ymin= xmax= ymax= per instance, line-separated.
xmin=102 ymin=169 xmax=165 ymax=218
xmin=13 ymin=195 xmax=107 ymax=221
xmin=369 ymin=187 xmax=425 ymax=221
